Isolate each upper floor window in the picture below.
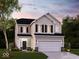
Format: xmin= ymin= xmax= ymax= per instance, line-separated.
xmin=41 ymin=25 xmax=47 ymax=33
xmin=42 ymin=25 xmax=44 ymax=32
xmin=26 ymin=27 xmax=28 ymax=33
xmin=50 ymin=25 xmax=53 ymax=33
xmin=20 ymin=27 xmax=23 ymax=33
xmin=35 ymin=24 xmax=38 ymax=32
xmin=45 ymin=25 xmax=47 ymax=32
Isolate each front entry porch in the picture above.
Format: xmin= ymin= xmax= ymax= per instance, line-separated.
xmin=18 ymin=37 xmax=31 ymax=51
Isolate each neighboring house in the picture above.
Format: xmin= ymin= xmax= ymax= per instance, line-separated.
xmin=15 ymin=13 xmax=64 ymax=52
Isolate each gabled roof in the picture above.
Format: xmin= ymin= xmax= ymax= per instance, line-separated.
xmin=31 ymin=13 xmax=61 ymax=25
xmin=46 ymin=13 xmax=61 ymax=24
xmin=16 ymin=18 xmax=34 ymax=24
xmin=16 ymin=13 xmax=61 ymax=25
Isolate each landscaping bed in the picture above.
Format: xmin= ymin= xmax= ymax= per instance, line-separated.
xmin=0 ymin=49 xmax=47 ymax=59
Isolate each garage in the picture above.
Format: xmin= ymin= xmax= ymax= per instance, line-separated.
xmin=38 ymin=41 xmax=62 ymax=52
xmin=35 ymin=34 xmax=64 ymax=52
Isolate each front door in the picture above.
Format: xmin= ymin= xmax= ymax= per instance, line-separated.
xmin=22 ymin=41 xmax=27 ymax=50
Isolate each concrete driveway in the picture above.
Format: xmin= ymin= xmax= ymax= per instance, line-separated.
xmin=44 ymin=52 xmax=79 ymax=59
xmin=62 ymin=52 xmax=79 ymax=59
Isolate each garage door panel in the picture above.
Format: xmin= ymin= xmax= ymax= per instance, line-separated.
xmin=38 ymin=42 xmax=61 ymax=52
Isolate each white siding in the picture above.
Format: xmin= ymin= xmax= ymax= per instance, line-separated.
xmin=34 ymin=16 xmax=55 ymax=34
xmin=31 ymin=23 xmax=36 ymax=49
xmin=18 ymin=24 xmax=31 ymax=34
xmin=46 ymin=14 xmax=62 ymax=33
xmin=54 ymin=23 xmax=61 ymax=33
xmin=31 ymin=14 xmax=62 ymax=34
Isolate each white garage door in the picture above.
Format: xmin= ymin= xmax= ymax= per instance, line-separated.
xmin=38 ymin=41 xmax=61 ymax=52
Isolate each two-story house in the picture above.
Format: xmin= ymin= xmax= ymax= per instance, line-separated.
xmin=15 ymin=13 xmax=64 ymax=52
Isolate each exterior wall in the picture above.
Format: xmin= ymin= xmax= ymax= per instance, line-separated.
xmin=46 ymin=14 xmax=62 ymax=33
xmin=30 ymin=14 xmax=63 ymax=50
xmin=35 ymin=16 xmax=54 ymax=34
xmin=18 ymin=36 xmax=31 ymax=49
xmin=15 ymin=23 xmax=32 ymax=49
xmin=31 ymin=15 xmax=62 ymax=34
xmin=15 ymin=35 xmax=31 ymax=49
xmin=31 ymin=23 xmax=36 ymax=49
xmin=18 ymin=24 xmax=31 ymax=34
xmin=54 ymin=23 xmax=61 ymax=33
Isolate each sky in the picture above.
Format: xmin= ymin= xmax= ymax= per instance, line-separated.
xmin=12 ymin=0 xmax=79 ymax=22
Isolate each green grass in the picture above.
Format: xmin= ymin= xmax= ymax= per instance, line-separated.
xmin=0 ymin=49 xmax=47 ymax=59
xmin=71 ymin=49 xmax=79 ymax=55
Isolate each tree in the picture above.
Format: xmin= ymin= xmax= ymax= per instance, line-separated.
xmin=0 ymin=19 xmax=15 ymax=49
xmin=62 ymin=16 xmax=79 ymax=48
xmin=0 ymin=0 xmax=20 ymax=50
xmin=0 ymin=0 xmax=20 ymax=17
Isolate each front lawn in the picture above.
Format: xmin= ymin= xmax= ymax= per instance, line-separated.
xmin=0 ymin=49 xmax=47 ymax=59
xmin=71 ymin=49 xmax=79 ymax=55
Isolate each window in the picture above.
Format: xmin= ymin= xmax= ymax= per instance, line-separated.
xmin=50 ymin=25 xmax=53 ymax=33
xmin=41 ymin=25 xmax=48 ymax=33
xmin=45 ymin=25 xmax=47 ymax=32
xmin=35 ymin=24 xmax=38 ymax=32
xmin=26 ymin=27 xmax=28 ymax=33
xmin=42 ymin=25 xmax=44 ymax=32
xmin=20 ymin=27 xmax=23 ymax=33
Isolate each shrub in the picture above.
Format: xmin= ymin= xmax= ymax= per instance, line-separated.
xmin=27 ymin=47 xmax=33 ymax=51
xmin=11 ymin=48 xmax=20 ymax=51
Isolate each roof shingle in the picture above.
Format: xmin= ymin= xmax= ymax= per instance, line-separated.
xmin=16 ymin=18 xmax=34 ymax=24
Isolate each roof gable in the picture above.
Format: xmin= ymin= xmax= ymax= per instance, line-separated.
xmin=46 ymin=13 xmax=61 ymax=24
xmin=31 ymin=13 xmax=61 ymax=25
xmin=35 ymin=15 xmax=53 ymax=24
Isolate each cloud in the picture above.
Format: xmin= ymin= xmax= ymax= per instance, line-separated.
xmin=12 ymin=12 xmax=34 ymax=19
xmin=48 ymin=3 xmax=65 ymax=8
xmin=59 ymin=9 xmax=79 ymax=14
xmin=13 ymin=0 xmax=79 ymax=22
xmin=70 ymin=3 xmax=79 ymax=9
xmin=67 ymin=0 xmax=79 ymax=3
xmin=21 ymin=3 xmax=35 ymax=7
xmin=12 ymin=11 xmax=45 ymax=19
